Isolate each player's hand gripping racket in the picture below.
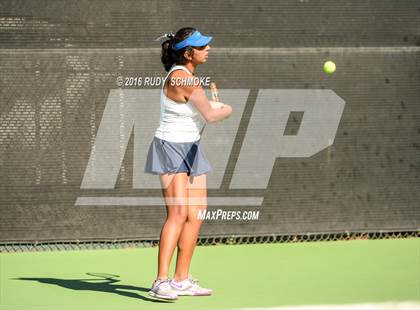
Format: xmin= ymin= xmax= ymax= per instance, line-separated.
xmin=199 ymin=81 xmax=220 ymax=136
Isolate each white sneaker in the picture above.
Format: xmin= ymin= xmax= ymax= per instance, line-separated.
xmin=148 ymin=278 xmax=178 ymax=300
xmin=170 ymin=275 xmax=213 ymax=296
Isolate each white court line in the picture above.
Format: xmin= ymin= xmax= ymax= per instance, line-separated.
xmin=0 ymin=47 xmax=419 ymax=54
xmin=241 ymin=301 xmax=420 ymax=310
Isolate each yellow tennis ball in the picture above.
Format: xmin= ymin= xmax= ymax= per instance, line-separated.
xmin=323 ymin=61 xmax=336 ymax=74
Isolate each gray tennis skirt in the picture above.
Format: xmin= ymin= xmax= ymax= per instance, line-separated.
xmin=144 ymin=136 xmax=212 ymax=177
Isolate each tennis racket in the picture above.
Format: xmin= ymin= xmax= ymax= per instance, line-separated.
xmin=199 ymin=81 xmax=220 ymax=136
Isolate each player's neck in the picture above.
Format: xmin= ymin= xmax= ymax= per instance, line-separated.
xmin=183 ymin=63 xmax=196 ymax=76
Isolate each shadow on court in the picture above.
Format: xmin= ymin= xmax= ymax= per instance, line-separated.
xmin=12 ymin=273 xmax=172 ymax=303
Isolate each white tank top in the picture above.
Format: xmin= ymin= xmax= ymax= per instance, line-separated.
xmin=154 ymin=65 xmax=204 ymax=142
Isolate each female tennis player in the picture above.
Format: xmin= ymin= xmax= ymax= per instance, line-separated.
xmin=144 ymin=27 xmax=232 ymax=300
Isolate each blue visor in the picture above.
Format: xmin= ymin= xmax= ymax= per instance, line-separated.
xmin=172 ymin=31 xmax=213 ymax=51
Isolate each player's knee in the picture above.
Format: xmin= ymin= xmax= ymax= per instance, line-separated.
xmin=168 ymin=207 xmax=188 ymax=225
xmin=189 ymin=206 xmax=207 ymax=224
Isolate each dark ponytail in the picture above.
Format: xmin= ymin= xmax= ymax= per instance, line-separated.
xmin=161 ymin=27 xmax=196 ymax=72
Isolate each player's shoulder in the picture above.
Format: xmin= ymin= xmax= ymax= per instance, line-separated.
xmin=169 ymin=68 xmax=192 ymax=78
xmin=170 ymin=69 xmax=202 ymax=91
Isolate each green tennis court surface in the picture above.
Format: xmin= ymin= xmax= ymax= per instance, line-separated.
xmin=1 ymin=238 xmax=419 ymax=310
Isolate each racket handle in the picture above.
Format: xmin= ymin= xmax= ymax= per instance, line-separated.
xmin=210 ymin=81 xmax=220 ymax=102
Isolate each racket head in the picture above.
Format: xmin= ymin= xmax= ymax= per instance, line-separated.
xmin=86 ymin=272 xmax=120 ymax=280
